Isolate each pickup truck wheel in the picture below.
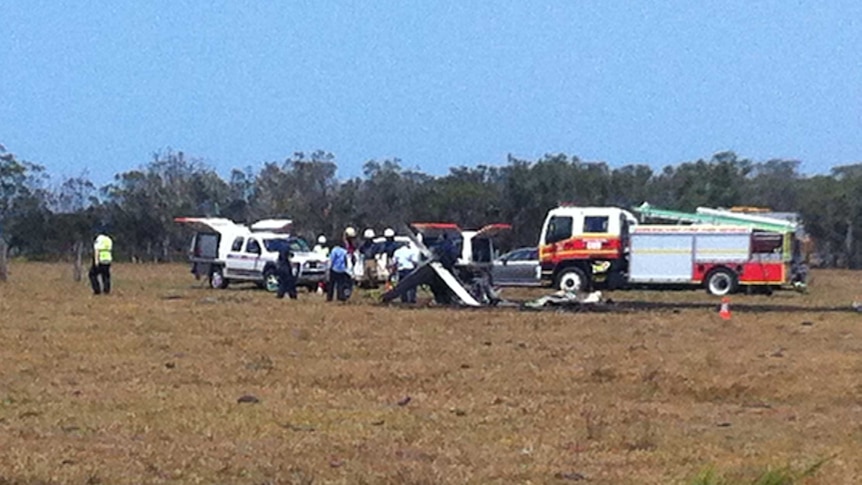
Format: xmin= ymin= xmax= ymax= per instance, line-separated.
xmin=706 ymin=268 xmax=737 ymax=296
xmin=263 ymin=268 xmax=280 ymax=293
xmin=209 ymin=267 xmax=229 ymax=289
xmin=556 ymin=267 xmax=589 ymax=292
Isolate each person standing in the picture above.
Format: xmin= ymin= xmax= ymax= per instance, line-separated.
xmin=275 ymin=241 xmax=297 ymax=299
xmin=343 ymin=226 xmax=358 ymax=272
xmin=313 ymin=235 xmax=330 ymax=258
xmin=382 ymin=228 xmax=398 ymax=259
xmin=89 ymin=229 xmax=113 ymax=295
xmin=438 ymin=232 xmax=459 ymax=271
xmin=359 ymin=228 xmax=377 ymax=286
xmin=381 ymin=228 xmax=399 ymax=289
xmin=327 ymin=240 xmax=353 ymax=302
xmin=312 ymin=235 xmax=329 ymax=294
xmin=393 ymin=242 xmax=421 ymax=303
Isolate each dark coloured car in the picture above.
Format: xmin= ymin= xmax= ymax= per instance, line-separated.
xmin=491 ymin=247 xmax=541 ymax=286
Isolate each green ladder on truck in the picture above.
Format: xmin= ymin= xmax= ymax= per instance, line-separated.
xmin=634 ymin=203 xmax=797 ymax=233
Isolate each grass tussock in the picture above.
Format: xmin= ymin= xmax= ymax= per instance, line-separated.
xmin=690 ymin=457 xmax=830 ymax=485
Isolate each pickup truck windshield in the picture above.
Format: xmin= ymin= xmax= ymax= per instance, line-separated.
xmin=264 ymin=238 xmax=311 ymax=253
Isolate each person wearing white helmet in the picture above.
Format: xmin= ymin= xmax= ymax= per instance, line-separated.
xmin=358 ymin=228 xmax=378 ymax=286
xmin=382 ymin=228 xmax=398 ymax=258
xmin=313 ymin=234 xmax=329 ymax=258
xmin=380 ymin=227 xmax=400 ymax=288
xmin=311 ymin=234 xmax=329 ymax=294
xmin=311 ymin=234 xmax=329 ymax=258
xmin=359 ymin=228 xmax=376 ymax=258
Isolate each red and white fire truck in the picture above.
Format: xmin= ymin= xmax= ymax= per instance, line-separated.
xmin=538 ymin=203 xmax=807 ymax=296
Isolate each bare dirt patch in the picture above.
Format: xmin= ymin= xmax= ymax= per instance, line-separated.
xmin=1 ymin=263 xmax=860 ymax=484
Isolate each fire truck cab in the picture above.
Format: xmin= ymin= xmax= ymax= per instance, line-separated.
xmin=539 ymin=206 xmax=637 ymax=292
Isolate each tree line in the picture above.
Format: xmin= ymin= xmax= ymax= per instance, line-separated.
xmin=1 ymin=144 xmax=861 ymax=267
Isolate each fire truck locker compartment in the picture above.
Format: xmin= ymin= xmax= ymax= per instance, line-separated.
xmin=628 ymin=233 xmax=694 ymax=283
xmin=692 ymin=233 xmax=751 ymax=262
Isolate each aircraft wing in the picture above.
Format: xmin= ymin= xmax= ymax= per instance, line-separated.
xmin=381 ymin=260 xmax=481 ymax=307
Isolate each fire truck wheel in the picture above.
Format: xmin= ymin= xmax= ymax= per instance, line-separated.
xmin=209 ymin=267 xmax=229 ymax=289
xmin=706 ymin=268 xmax=738 ymax=296
xmin=556 ymin=267 xmax=589 ymax=292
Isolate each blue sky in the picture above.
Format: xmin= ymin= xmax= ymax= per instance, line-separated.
xmin=2 ymin=1 xmax=860 ymax=187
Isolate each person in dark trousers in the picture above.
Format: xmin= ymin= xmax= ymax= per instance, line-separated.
xmin=393 ymin=241 xmax=420 ymax=303
xmin=275 ymin=241 xmax=297 ymax=299
xmin=327 ymin=240 xmax=353 ymax=302
xmin=89 ymin=229 xmax=113 ymax=295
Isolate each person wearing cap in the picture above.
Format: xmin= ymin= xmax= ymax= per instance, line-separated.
xmin=89 ymin=228 xmax=113 ymax=295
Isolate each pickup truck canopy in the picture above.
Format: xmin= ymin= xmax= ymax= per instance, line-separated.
xmin=175 ymin=217 xmax=293 ymax=235
xmin=250 ymin=219 xmax=293 ymax=233
xmin=174 ymin=217 xmax=243 ymax=234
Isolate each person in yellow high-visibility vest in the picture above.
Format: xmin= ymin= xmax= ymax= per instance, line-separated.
xmin=89 ymin=230 xmax=113 ymax=295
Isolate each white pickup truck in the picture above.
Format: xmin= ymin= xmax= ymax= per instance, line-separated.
xmin=175 ymin=217 xmax=328 ymax=291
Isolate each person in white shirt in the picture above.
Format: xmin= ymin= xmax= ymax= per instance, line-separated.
xmin=393 ymin=243 xmax=420 ymax=303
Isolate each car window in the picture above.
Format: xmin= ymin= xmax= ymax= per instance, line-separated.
xmin=584 ymin=216 xmax=609 ymax=233
xmin=289 ymin=238 xmax=311 ymax=252
xmin=263 ymin=238 xmax=287 ymax=253
xmin=231 ymin=237 xmax=244 ymax=252
xmin=264 ymin=238 xmax=311 ymax=253
xmin=528 ymin=249 xmax=538 ymax=260
xmin=507 ymin=249 xmax=528 ymax=261
xmin=246 ymin=239 xmax=261 ymax=254
xmin=546 ymin=216 xmax=573 ymax=244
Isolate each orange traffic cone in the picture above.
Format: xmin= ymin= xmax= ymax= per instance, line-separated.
xmin=719 ymin=297 xmax=731 ymax=320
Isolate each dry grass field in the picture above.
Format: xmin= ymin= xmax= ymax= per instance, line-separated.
xmin=1 ymin=263 xmax=861 ymax=484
